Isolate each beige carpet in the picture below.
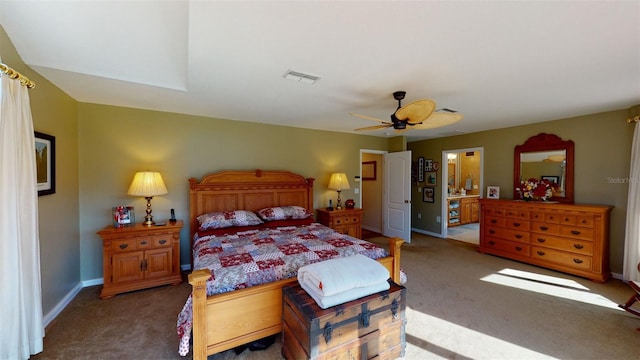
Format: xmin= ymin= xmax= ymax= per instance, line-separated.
xmin=32 ymin=233 xmax=640 ymax=359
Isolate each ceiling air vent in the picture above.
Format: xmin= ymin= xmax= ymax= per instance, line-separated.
xmin=283 ymin=70 xmax=320 ymax=84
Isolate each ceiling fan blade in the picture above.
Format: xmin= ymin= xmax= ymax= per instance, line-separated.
xmin=354 ymin=124 xmax=392 ymax=131
xmin=395 ymin=99 xmax=436 ymax=124
xmin=349 ymin=112 xmax=389 ymax=124
xmin=411 ymin=112 xmax=464 ymax=130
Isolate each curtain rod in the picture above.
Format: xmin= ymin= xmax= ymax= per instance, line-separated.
xmin=0 ymin=62 xmax=36 ymax=88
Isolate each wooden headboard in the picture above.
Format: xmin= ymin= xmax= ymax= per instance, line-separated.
xmin=188 ymin=169 xmax=315 ymax=243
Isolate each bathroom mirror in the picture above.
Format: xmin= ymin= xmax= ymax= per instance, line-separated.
xmin=514 ymin=133 xmax=574 ymax=203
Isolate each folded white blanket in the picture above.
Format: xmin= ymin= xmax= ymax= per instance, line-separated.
xmin=297 ymin=254 xmax=390 ymax=297
xmin=299 ymin=279 xmax=390 ymax=309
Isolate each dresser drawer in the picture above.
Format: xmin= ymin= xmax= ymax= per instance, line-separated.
xmin=531 ymin=235 xmax=593 ymax=256
xmin=505 ymin=219 xmax=529 ymax=231
xmin=484 ymin=237 xmax=530 ymax=256
xmin=485 ymin=216 xmax=506 ymax=228
xmin=531 ymin=211 xmax=560 ymax=223
xmin=559 ymin=214 xmax=594 ymax=227
xmin=485 ymin=227 xmax=529 ymax=244
xmin=559 ymin=226 xmax=594 ymax=241
xmin=531 ymin=246 xmax=592 ymax=271
xmin=504 ymin=208 xmax=530 ymax=219
xmin=530 ymin=222 xmax=560 ymax=235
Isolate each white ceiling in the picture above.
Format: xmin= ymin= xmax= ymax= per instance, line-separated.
xmin=1 ymin=1 xmax=639 ymax=141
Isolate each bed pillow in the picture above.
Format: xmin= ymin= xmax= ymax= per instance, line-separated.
xmin=197 ymin=210 xmax=263 ymax=230
xmin=256 ymin=206 xmax=311 ymax=221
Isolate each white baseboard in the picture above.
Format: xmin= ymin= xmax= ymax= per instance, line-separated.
xmin=43 ymin=282 xmax=83 ymax=328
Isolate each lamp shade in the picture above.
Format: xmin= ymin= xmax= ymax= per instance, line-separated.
xmin=127 ymin=171 xmax=168 ymax=197
xmin=328 ymin=173 xmax=350 ymax=191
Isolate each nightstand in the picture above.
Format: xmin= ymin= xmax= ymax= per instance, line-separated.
xmin=97 ymin=220 xmax=183 ymax=299
xmin=316 ymin=208 xmax=364 ymax=239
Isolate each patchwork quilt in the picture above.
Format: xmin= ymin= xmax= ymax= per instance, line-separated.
xmin=176 ymin=222 xmax=388 ymax=356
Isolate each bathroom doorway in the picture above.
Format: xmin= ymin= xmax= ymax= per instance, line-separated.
xmin=441 ymin=147 xmax=483 ymax=244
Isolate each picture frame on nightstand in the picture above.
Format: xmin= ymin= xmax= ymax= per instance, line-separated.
xmin=112 ymin=206 xmax=134 ymax=227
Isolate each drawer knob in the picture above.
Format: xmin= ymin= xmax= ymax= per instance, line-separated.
xmin=537 ymin=250 xmax=545 ymax=256
xmin=573 ymin=258 xmax=583 ymax=264
xmin=140 ymin=241 xmax=148 ymax=245
xmin=119 ymin=243 xmax=128 ymax=249
xmin=489 ymin=241 xmax=496 ymax=245
xmin=512 ymin=222 xmax=521 ymax=227
xmin=515 ymin=234 xmax=522 ymax=239
xmin=537 ymin=238 xmax=546 ymax=243
xmin=574 ymin=244 xmax=584 ymax=249
xmin=571 ymin=230 xmax=581 ymax=235
xmin=489 ymin=230 xmax=495 ymax=234
xmin=539 ymin=226 xmax=549 ymax=231
xmin=515 ymin=246 xmax=523 ymax=251
xmin=491 ymin=219 xmax=497 ymax=224
xmin=159 ymin=239 xmax=167 ymax=245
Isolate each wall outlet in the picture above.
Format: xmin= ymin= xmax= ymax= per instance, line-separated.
xmin=354 ymin=188 xmax=359 ymax=194
xmin=417 ymin=213 xmax=422 ymax=219
xmin=473 ymin=184 xmax=479 ymax=190
xmin=436 ymin=215 xmax=441 ymax=223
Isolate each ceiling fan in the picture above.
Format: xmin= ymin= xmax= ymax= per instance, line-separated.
xmin=350 ymin=91 xmax=463 ymax=132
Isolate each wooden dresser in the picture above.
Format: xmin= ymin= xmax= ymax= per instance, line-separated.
xmin=479 ymin=200 xmax=612 ymax=282
xmin=97 ymin=220 xmax=183 ymax=298
xmin=316 ymin=208 xmax=364 ymax=239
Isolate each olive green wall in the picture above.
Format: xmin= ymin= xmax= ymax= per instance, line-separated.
xmin=1 ymin=26 xmax=80 ymax=316
xmin=77 ymin=103 xmax=389 ymax=280
xmin=408 ymin=109 xmax=633 ymax=274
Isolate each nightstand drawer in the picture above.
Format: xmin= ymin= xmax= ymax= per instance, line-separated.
xmin=331 ymin=216 xmax=359 ymax=226
xmin=113 ymin=239 xmax=138 ymax=252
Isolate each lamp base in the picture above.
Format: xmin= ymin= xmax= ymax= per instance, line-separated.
xmin=143 ymin=196 xmax=155 ymax=226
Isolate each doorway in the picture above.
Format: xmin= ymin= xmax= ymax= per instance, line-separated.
xmin=441 ymin=147 xmax=484 ymax=244
xmin=359 ymin=149 xmax=412 ymax=243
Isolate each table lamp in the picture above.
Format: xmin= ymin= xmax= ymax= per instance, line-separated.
xmin=328 ymin=172 xmax=350 ymax=210
xmin=127 ymin=171 xmax=168 ymax=226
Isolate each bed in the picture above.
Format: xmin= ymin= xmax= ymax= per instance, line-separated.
xmin=179 ymin=169 xmax=404 ymax=360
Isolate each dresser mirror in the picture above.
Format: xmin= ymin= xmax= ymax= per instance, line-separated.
xmin=513 ymin=133 xmax=574 ymax=203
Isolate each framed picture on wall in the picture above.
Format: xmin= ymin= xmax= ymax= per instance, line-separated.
xmin=362 ymin=161 xmax=377 ymax=180
xmin=418 ymin=157 xmax=424 ymax=182
xmin=423 ymin=187 xmax=435 ymax=203
xmin=425 ymin=171 xmax=437 ymax=187
xmin=35 ymin=131 xmax=56 ymax=196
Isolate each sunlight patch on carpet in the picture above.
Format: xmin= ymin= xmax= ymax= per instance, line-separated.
xmin=481 ymin=268 xmax=622 ymax=310
xmin=405 ymin=307 xmax=558 ymax=359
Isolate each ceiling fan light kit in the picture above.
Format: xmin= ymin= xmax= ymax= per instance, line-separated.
xmin=350 ymin=90 xmax=463 ymax=132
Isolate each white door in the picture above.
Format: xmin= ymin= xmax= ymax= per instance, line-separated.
xmin=383 ymin=151 xmax=412 ymax=243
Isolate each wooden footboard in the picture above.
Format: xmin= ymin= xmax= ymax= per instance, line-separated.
xmin=188 ymin=237 xmax=404 ymax=360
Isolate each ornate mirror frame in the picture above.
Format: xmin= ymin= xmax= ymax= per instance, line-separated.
xmin=514 ymin=133 xmax=575 ymax=203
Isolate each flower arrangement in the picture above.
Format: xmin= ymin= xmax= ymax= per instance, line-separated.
xmin=517 ymin=178 xmax=559 ymax=201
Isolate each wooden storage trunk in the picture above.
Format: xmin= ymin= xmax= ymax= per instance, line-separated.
xmin=282 ymin=281 xmax=406 ymax=360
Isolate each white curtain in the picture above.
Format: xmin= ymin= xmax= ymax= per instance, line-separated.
xmin=0 ymin=74 xmax=44 ymax=358
xmin=623 ymin=122 xmax=640 ymax=282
